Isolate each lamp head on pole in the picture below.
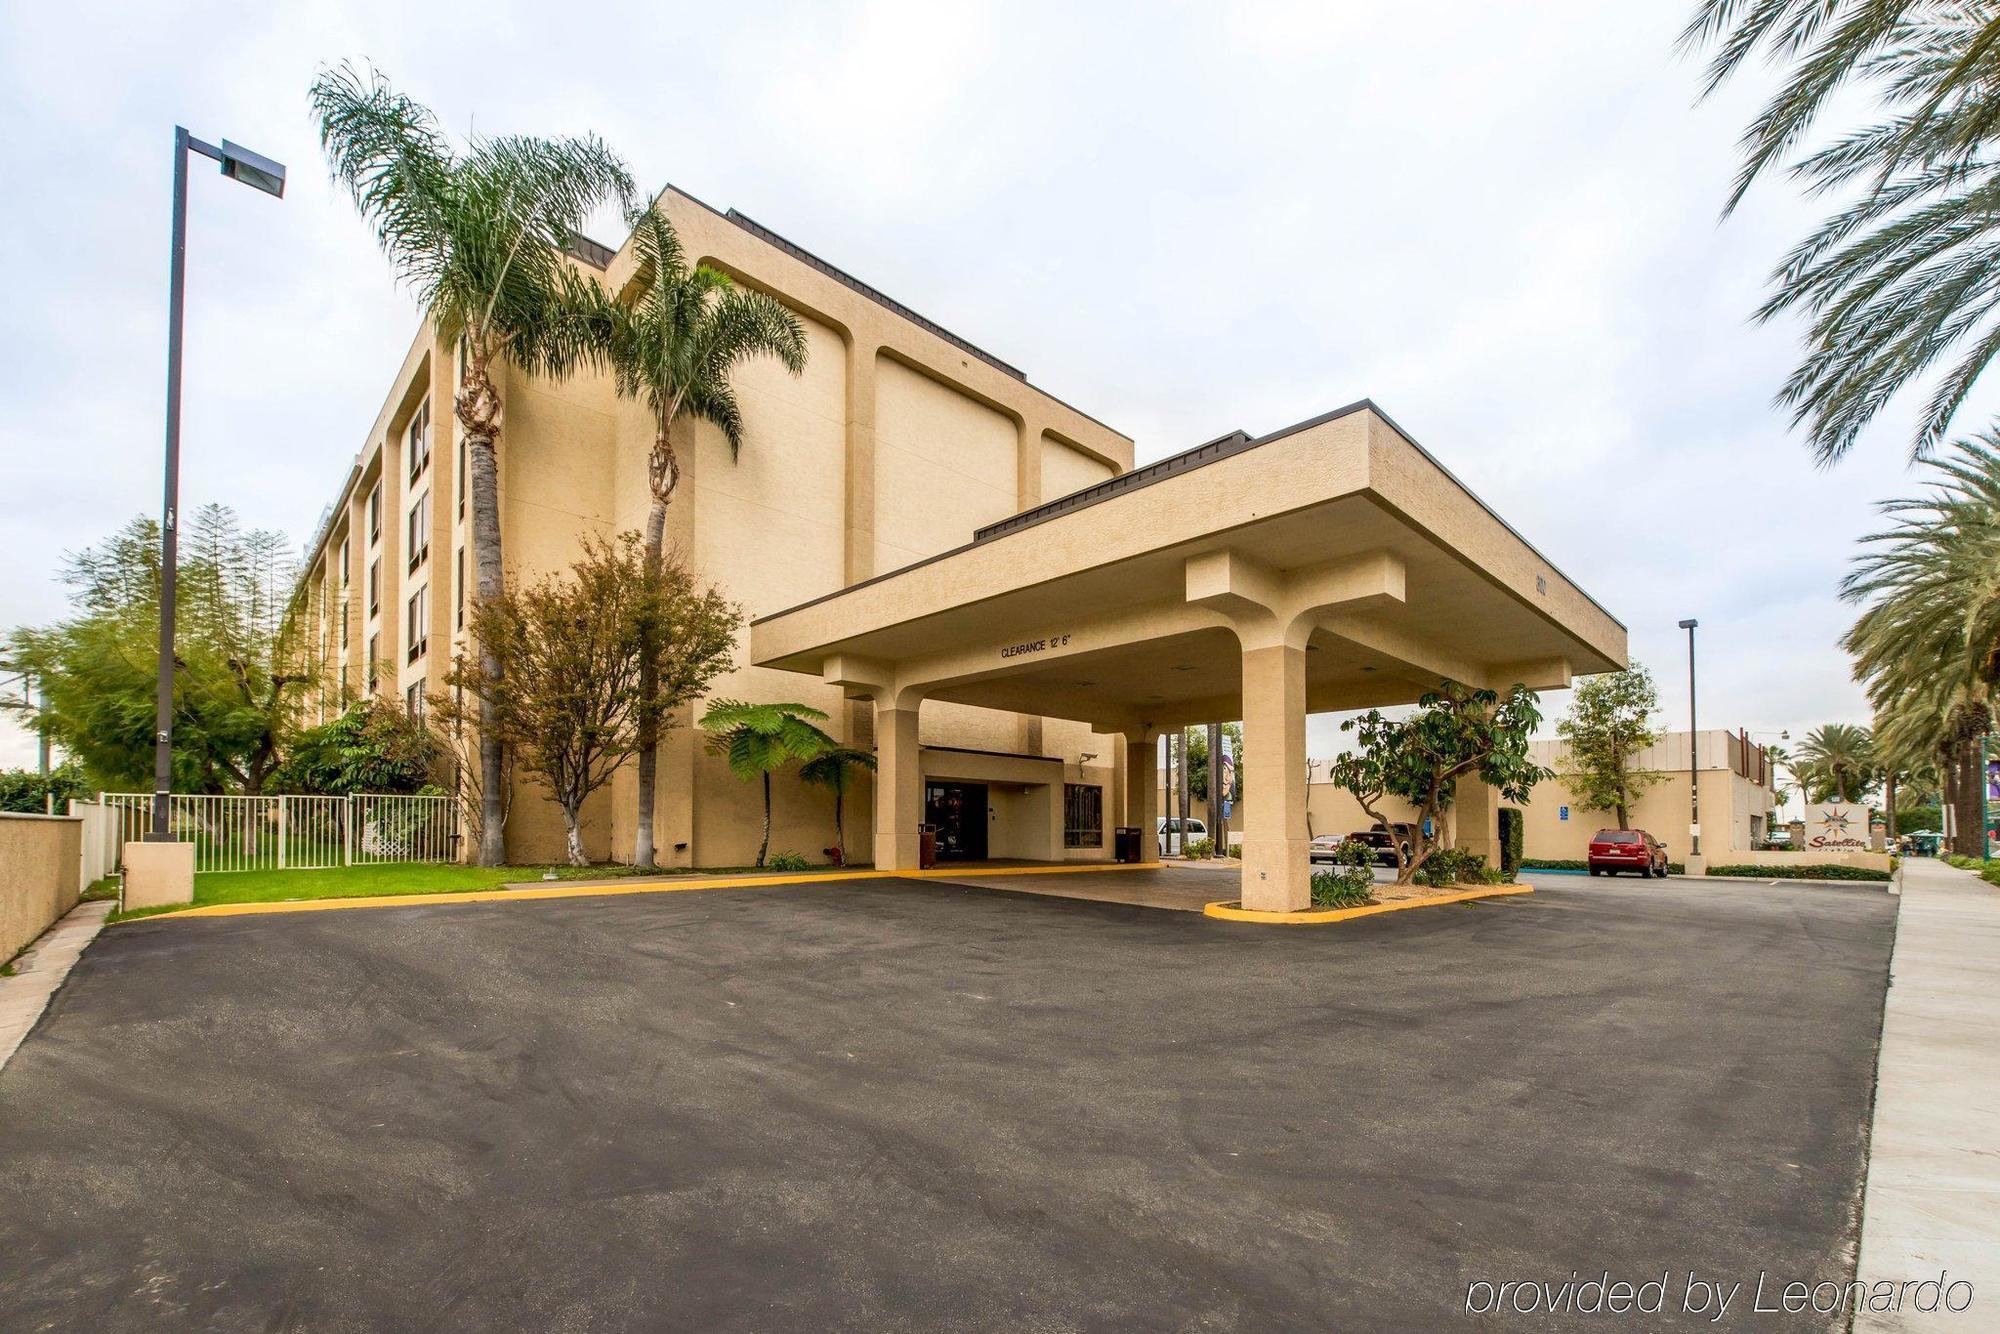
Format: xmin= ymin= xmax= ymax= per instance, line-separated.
xmin=1677 ymin=618 xmax=1698 ymax=631
xmin=217 ymin=140 xmax=286 ymax=198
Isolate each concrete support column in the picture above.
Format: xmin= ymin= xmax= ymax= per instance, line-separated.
xmin=1454 ymin=777 xmax=1500 ymax=868
xmin=1123 ymin=730 xmax=1157 ymax=857
xmin=874 ymin=703 xmax=922 ymax=871
xmin=1239 ymin=642 xmax=1309 ymax=912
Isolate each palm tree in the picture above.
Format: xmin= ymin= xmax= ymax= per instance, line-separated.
xmin=1842 ymin=436 xmax=2000 ymax=850
xmin=698 ymin=700 xmax=835 ymax=868
xmin=1796 ymin=724 xmax=1878 ymax=803
xmin=603 ymin=205 xmax=807 ymax=867
xmin=1683 ymin=3 xmax=2000 ymax=462
xmin=311 ymin=64 xmax=633 ymax=865
xmin=799 ymin=746 xmax=877 ymax=866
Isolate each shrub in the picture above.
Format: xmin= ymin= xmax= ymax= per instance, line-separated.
xmin=1417 ymin=847 xmax=1486 ymax=888
xmin=765 ymin=852 xmax=813 ymax=872
xmin=1311 ymin=840 xmax=1376 ymax=908
xmin=1521 ymin=857 xmax=1588 ymax=871
xmin=1704 ymin=863 xmax=1892 ymax=882
xmin=0 ymin=759 xmax=89 ymax=814
xmin=1182 ymin=838 xmax=1214 ymax=860
xmin=1479 ymin=866 xmax=1515 ymax=886
xmin=1499 ymin=808 xmax=1524 ymax=874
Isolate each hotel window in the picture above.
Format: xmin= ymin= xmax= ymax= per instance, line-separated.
xmin=338 ymin=661 xmax=348 ymax=699
xmin=340 ymin=596 xmax=350 ymax=651
xmin=406 ymin=679 xmax=426 ymax=718
xmin=454 ymin=546 xmax=465 ymax=629
xmin=366 ymin=634 xmax=379 ymax=695
xmin=1064 ymin=784 xmax=1103 ymax=849
xmin=406 ymin=397 xmax=431 ymax=483
xmin=337 ymin=537 xmax=349 ymax=591
xmin=368 ymin=481 xmax=382 ymax=545
xmin=407 ymin=490 xmax=430 ymax=572
xmin=407 ymin=585 xmax=428 ymax=663
xmin=457 ymin=438 xmax=467 ymax=520
xmin=367 ymin=557 xmax=380 ymax=616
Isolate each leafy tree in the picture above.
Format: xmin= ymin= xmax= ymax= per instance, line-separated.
xmin=699 ymin=701 xmax=836 ymax=868
xmin=1329 ymin=681 xmax=1550 ymax=884
xmin=312 ymin=62 xmax=634 ymax=865
xmin=1797 ymin=723 xmax=1878 ymax=803
xmin=1555 ymin=664 xmax=1665 ymax=828
xmin=436 ymin=533 xmax=737 ymax=865
xmin=271 ymin=700 xmax=442 ymax=796
xmin=799 ymin=745 xmax=876 ymax=866
xmin=0 ymin=759 xmax=88 ymax=814
xmin=601 ymin=204 xmax=807 ymax=867
xmin=1684 ymin=2 xmax=2000 ymax=462
xmin=1179 ymin=722 xmax=1243 ymax=803
xmin=2 ymin=508 xmax=307 ymax=793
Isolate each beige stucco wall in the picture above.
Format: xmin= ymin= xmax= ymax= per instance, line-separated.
xmin=0 ymin=814 xmax=82 ymax=963
xmin=1041 ymin=432 xmax=1116 ymax=500
xmin=872 ymin=355 xmax=1018 ymax=569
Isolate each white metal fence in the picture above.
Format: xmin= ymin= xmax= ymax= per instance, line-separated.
xmin=350 ymin=793 xmax=460 ymax=865
xmin=97 ymin=793 xmax=461 ymax=874
xmin=70 ymin=798 xmax=118 ymax=893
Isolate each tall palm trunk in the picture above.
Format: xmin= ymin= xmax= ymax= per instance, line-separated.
xmin=1958 ymin=736 xmax=1985 ymax=858
xmin=832 ymin=783 xmax=846 ymax=865
xmin=1885 ymin=772 xmax=1898 ymax=847
xmin=460 ymin=360 xmax=508 ymax=867
xmin=632 ymin=425 xmax=680 ymax=868
xmin=759 ymin=770 xmax=772 ymax=868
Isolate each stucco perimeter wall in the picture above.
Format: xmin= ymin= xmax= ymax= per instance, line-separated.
xmin=0 ymin=813 xmax=82 ymax=963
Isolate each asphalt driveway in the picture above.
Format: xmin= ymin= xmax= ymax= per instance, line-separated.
xmin=0 ymin=875 xmax=1895 ymax=1331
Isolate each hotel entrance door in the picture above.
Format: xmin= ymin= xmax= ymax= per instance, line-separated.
xmin=924 ymin=781 xmax=988 ymax=861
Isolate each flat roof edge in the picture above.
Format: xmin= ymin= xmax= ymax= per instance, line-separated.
xmin=751 ymin=397 xmax=1626 ymax=648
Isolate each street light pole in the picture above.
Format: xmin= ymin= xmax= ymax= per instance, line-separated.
xmin=1679 ymin=618 xmax=1700 ymax=862
xmin=148 ymin=127 xmax=285 ymax=841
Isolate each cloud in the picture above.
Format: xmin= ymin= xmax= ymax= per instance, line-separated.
xmin=0 ymin=0 xmax=1907 ymax=769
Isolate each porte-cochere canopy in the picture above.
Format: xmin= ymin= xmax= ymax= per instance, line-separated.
xmin=752 ymin=400 xmax=1626 ymax=912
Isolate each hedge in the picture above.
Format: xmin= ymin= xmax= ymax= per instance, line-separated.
xmin=1704 ymin=863 xmax=1892 ymax=882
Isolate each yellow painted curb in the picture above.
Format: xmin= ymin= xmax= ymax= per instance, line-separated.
xmin=1202 ymin=882 xmax=1533 ymax=925
xmin=115 ymin=860 xmax=1171 ymax=922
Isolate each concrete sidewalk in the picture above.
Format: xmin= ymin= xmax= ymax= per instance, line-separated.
xmin=1855 ymin=858 xmax=2000 ymax=1329
xmin=0 ymin=899 xmax=111 ymax=1073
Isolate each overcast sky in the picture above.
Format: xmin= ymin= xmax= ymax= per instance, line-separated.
xmin=0 ymin=0 xmax=1945 ymax=771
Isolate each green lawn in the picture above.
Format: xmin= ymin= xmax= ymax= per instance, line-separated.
xmin=104 ymin=861 xmax=748 ymax=923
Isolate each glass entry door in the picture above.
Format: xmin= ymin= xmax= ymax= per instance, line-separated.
xmin=924 ymin=782 xmax=989 ymax=861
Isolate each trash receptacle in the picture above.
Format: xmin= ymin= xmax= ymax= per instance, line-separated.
xmin=1114 ymin=826 xmax=1143 ymax=863
xmin=919 ymin=824 xmax=939 ymax=870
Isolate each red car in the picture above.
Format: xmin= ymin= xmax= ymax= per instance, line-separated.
xmin=1587 ymin=828 xmax=1668 ymax=878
